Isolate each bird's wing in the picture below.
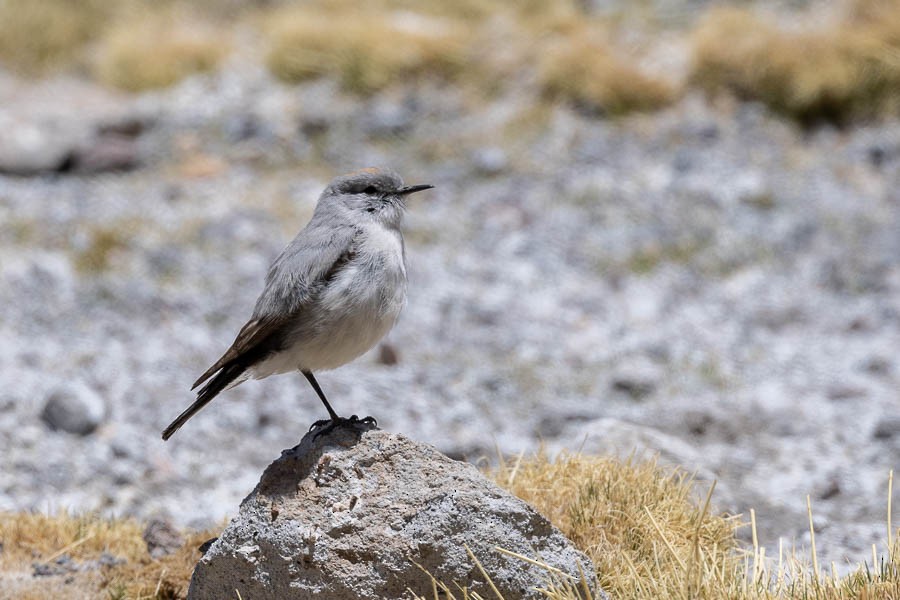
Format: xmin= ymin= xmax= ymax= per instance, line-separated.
xmin=251 ymin=219 xmax=359 ymax=318
xmin=191 ymin=220 xmax=359 ymax=390
xmin=191 ymin=315 xmax=288 ymax=389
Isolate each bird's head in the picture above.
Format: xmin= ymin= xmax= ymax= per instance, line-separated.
xmin=319 ymin=168 xmax=433 ymax=228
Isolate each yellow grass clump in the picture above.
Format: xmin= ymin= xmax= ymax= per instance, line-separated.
xmin=94 ymin=15 xmax=227 ymax=92
xmin=495 ymin=452 xmax=740 ymax=598
xmin=266 ymin=7 xmax=468 ymax=94
xmin=539 ymin=33 xmax=677 ymax=116
xmin=0 ymin=511 xmax=213 ymax=599
xmin=0 ymin=0 xmax=112 ymax=75
xmin=690 ymin=4 xmax=900 ymax=124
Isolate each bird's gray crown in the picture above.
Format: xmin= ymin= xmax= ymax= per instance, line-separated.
xmin=325 ymin=167 xmax=404 ymax=197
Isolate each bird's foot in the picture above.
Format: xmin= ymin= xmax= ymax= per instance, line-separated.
xmin=309 ymin=414 xmax=378 ymax=439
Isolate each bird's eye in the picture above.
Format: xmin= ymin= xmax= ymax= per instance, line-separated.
xmin=363 ymin=186 xmax=378 ymax=194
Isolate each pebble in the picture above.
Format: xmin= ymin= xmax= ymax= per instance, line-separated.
xmin=40 ymin=382 xmax=106 ymax=436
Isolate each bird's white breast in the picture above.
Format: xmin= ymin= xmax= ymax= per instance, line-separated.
xmin=251 ymin=223 xmax=407 ymax=377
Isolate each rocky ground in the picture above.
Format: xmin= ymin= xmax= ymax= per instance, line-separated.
xmin=0 ymin=49 xmax=898 ymax=571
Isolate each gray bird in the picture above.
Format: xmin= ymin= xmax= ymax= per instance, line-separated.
xmin=162 ymin=168 xmax=433 ymax=440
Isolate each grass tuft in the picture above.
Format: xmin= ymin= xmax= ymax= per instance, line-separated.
xmin=689 ymin=4 xmax=900 ymax=125
xmin=94 ymin=13 xmax=226 ymax=92
xmin=0 ymin=0 xmax=112 ymax=75
xmin=0 ymin=511 xmax=211 ymax=599
xmin=539 ymin=32 xmax=677 ymax=116
xmin=266 ymin=7 xmax=468 ymax=94
xmin=494 ymin=452 xmax=740 ymax=598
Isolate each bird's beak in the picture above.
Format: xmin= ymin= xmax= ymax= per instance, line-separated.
xmin=396 ymin=184 xmax=434 ymax=196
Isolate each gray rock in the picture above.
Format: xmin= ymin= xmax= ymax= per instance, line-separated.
xmin=872 ymin=415 xmax=900 ymax=440
xmin=471 ymin=147 xmax=508 ymax=176
xmin=40 ymin=382 xmax=106 ymax=435
xmin=189 ymin=424 xmax=598 ymax=600
xmin=71 ymin=133 xmax=141 ymax=173
xmin=0 ymin=118 xmax=82 ymax=175
xmin=362 ymin=100 xmax=414 ymax=138
xmin=610 ymin=358 xmax=664 ymax=400
xmin=143 ymin=517 xmax=185 ymax=559
xmin=376 ymin=342 xmax=400 ymax=366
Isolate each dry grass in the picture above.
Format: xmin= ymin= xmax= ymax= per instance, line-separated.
xmin=0 ymin=0 xmax=227 ymax=91
xmin=495 ymin=452 xmax=740 ymax=598
xmin=690 ymin=3 xmax=900 ymax=125
xmin=266 ymin=6 xmax=468 ymax=94
xmin=0 ymin=512 xmax=212 ymax=599
xmin=419 ymin=454 xmax=900 ymax=600
xmin=5 ymin=456 xmax=900 ymax=598
xmin=0 ymin=0 xmax=112 ymax=75
xmin=94 ymin=13 xmax=226 ymax=92
xmin=538 ymin=32 xmax=677 ymax=116
xmin=264 ymin=1 xmax=675 ymax=113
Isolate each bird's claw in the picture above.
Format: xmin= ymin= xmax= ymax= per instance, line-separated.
xmin=309 ymin=414 xmax=378 ymax=438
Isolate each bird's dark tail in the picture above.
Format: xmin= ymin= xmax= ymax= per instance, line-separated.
xmin=162 ymin=364 xmax=245 ymax=440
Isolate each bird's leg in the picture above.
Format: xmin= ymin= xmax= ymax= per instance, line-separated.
xmin=303 ymin=370 xmax=340 ymax=423
xmin=302 ymin=370 xmax=377 ymax=436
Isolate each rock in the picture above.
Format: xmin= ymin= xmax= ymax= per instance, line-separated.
xmin=143 ymin=517 xmax=185 ymax=559
xmin=872 ymin=415 xmax=900 ymax=440
xmin=376 ymin=342 xmax=400 ymax=366
xmin=0 ymin=118 xmax=82 ymax=175
xmin=471 ymin=147 xmax=508 ymax=176
xmin=97 ymin=113 xmax=152 ymax=137
xmin=188 ymin=424 xmax=598 ymax=600
xmin=71 ymin=133 xmax=141 ymax=173
xmin=362 ymin=100 xmax=415 ymax=137
xmin=610 ymin=358 xmax=664 ymax=400
xmin=40 ymin=382 xmax=106 ymax=436
xmin=32 ymin=555 xmax=78 ymax=577
xmin=224 ymin=113 xmax=268 ymax=142
xmin=298 ymin=113 xmax=332 ymax=137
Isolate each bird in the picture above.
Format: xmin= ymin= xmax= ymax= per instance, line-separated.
xmin=161 ymin=168 xmax=433 ymax=440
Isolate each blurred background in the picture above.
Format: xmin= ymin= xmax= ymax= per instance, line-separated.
xmin=0 ymin=0 xmax=898 ymax=568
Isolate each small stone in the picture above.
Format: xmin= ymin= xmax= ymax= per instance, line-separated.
xmin=41 ymin=382 xmax=106 ymax=436
xmin=224 ymin=113 xmax=262 ymax=142
xmin=32 ymin=562 xmax=59 ymax=577
xmin=363 ymin=101 xmax=414 ymax=137
xmin=98 ymin=553 xmax=126 ymax=567
xmin=32 ymin=554 xmax=77 ymax=577
xmin=817 ymin=478 xmax=841 ymax=500
xmin=97 ymin=114 xmax=150 ymax=137
xmin=143 ymin=517 xmax=185 ymax=559
xmin=71 ymin=133 xmax=141 ymax=173
xmin=610 ymin=359 xmax=663 ymax=400
xmin=0 ymin=119 xmax=79 ymax=175
xmin=376 ymin=342 xmax=399 ymax=366
xmin=872 ymin=416 xmax=900 ymax=440
xmin=298 ymin=114 xmax=331 ymax=137
xmin=861 ymin=357 xmax=892 ymax=376
xmin=471 ymin=147 xmax=508 ymax=176
xmin=198 ymin=538 xmax=218 ymax=555
xmin=827 ymin=384 xmax=867 ymax=401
